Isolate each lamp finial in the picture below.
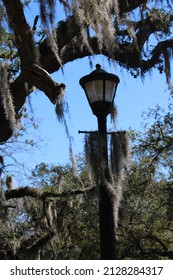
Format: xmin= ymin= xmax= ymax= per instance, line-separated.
xmin=96 ymin=64 xmax=101 ymax=70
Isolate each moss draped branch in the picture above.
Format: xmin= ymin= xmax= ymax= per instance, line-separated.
xmin=2 ymin=0 xmax=37 ymax=66
xmin=5 ymin=186 xmax=96 ymax=200
xmin=1 ymin=1 xmax=173 ymax=143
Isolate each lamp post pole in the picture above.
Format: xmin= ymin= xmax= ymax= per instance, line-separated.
xmin=79 ymin=64 xmax=120 ymax=260
xmin=97 ymin=114 xmax=117 ymax=260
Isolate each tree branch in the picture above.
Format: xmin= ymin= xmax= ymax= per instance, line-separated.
xmin=2 ymin=0 xmax=37 ymax=66
xmin=136 ymin=14 xmax=173 ymax=50
xmin=59 ymin=36 xmax=173 ymax=73
xmin=21 ymin=64 xmax=65 ymax=104
xmin=5 ymin=186 xmax=96 ymax=200
xmin=118 ymin=0 xmax=148 ymax=14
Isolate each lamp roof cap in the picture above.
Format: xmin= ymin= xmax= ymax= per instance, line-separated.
xmin=79 ymin=64 xmax=120 ymax=87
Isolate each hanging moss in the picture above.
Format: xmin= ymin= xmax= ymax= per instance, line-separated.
xmin=0 ymin=62 xmax=16 ymax=131
xmin=72 ymin=0 xmax=120 ymax=53
xmin=39 ymin=0 xmax=62 ymax=66
xmin=55 ymin=94 xmax=65 ymax=123
xmin=84 ymin=132 xmax=106 ymax=186
xmin=110 ymin=103 xmax=118 ymax=127
xmin=109 ymin=131 xmax=130 ymax=226
xmin=84 ymin=131 xmax=130 ymax=183
xmin=39 ymin=0 xmax=56 ymax=26
xmin=110 ymin=131 xmax=130 ymax=183
xmin=55 ymin=95 xmax=78 ymax=175
xmin=84 ymin=130 xmax=130 ymax=228
xmin=37 ymin=1 xmax=121 ymax=60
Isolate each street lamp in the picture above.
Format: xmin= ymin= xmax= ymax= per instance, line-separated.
xmin=79 ymin=64 xmax=119 ymax=117
xmin=79 ymin=64 xmax=120 ymax=260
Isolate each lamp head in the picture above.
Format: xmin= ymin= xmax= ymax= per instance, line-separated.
xmin=79 ymin=64 xmax=120 ymax=117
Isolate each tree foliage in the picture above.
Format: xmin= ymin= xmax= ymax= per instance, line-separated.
xmin=0 ymin=161 xmax=99 ymax=259
xmin=117 ymin=103 xmax=173 ymax=259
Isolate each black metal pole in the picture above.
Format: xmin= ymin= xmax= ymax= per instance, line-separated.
xmin=97 ymin=114 xmax=117 ymax=260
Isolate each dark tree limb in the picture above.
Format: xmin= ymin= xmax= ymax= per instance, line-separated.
xmin=21 ymin=64 xmax=66 ymax=104
xmin=59 ymin=36 xmax=173 ymax=73
xmin=2 ymin=0 xmax=65 ymax=91
xmin=1 ymin=0 xmax=66 ymax=142
xmin=135 ymin=15 xmax=173 ymax=50
xmin=2 ymin=0 xmax=37 ymax=66
xmin=118 ymin=0 xmax=148 ymax=14
xmin=5 ymin=186 xmax=96 ymax=200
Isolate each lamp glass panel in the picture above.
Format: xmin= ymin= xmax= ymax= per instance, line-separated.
xmin=84 ymin=80 xmax=103 ymax=103
xmin=105 ymin=80 xmax=116 ymax=102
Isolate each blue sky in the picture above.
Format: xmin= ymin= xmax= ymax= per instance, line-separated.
xmin=6 ymin=1 xmax=172 ymax=184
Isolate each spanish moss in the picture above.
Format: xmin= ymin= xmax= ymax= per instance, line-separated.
xmin=84 ymin=130 xmax=130 ymax=227
xmin=38 ymin=0 xmax=62 ymax=66
xmin=39 ymin=0 xmax=56 ymax=26
xmin=36 ymin=0 xmax=173 ymax=82
xmin=55 ymin=95 xmax=77 ymax=175
xmin=110 ymin=104 xmax=118 ymax=127
xmin=110 ymin=131 xmax=130 ymax=183
xmin=0 ymin=62 xmax=16 ymax=131
xmin=84 ymin=132 xmax=106 ymax=186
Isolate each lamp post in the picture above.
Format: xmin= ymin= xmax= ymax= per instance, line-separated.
xmin=79 ymin=64 xmax=120 ymax=259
